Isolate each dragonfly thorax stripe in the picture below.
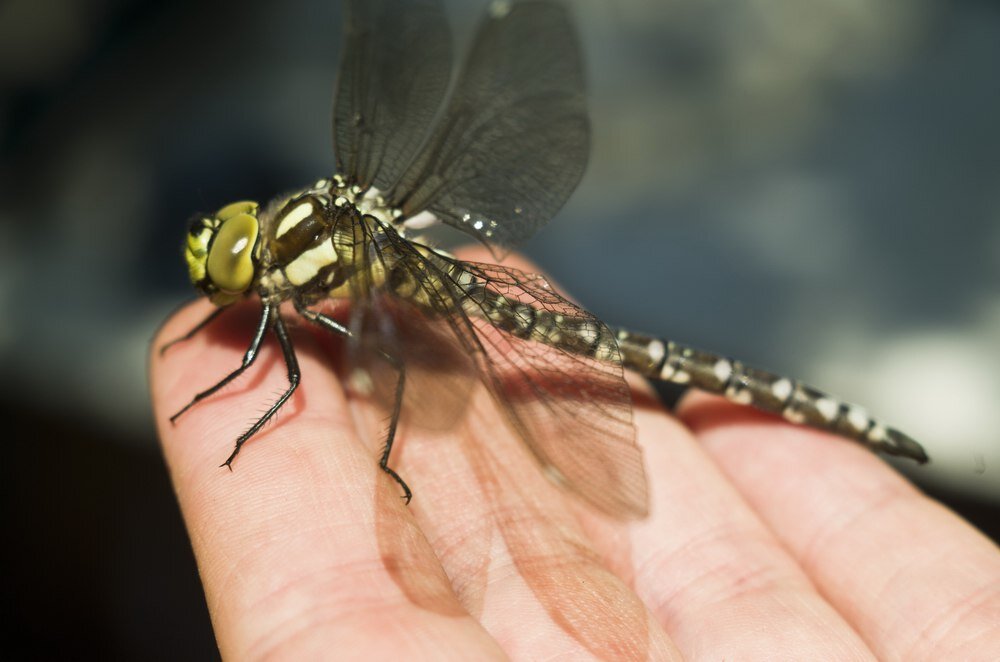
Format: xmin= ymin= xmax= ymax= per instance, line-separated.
xmin=283 ymin=238 xmax=338 ymax=287
xmin=275 ymin=200 xmax=316 ymax=239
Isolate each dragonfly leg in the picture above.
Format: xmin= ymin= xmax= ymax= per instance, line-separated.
xmin=170 ymin=302 xmax=272 ymax=423
xmin=294 ymin=302 xmax=412 ymax=503
xmin=159 ymin=305 xmax=227 ymax=356
xmin=222 ymin=313 xmax=300 ymax=469
xmin=378 ymin=352 xmax=412 ymax=504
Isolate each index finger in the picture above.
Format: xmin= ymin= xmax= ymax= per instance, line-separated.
xmin=150 ymin=301 xmax=502 ymax=660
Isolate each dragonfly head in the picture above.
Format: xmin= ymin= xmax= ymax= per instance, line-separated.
xmin=184 ymin=200 xmax=261 ymax=306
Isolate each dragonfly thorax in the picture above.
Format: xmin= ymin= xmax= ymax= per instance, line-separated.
xmin=256 ymin=179 xmax=413 ymax=306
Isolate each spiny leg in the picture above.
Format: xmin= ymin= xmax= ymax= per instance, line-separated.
xmin=171 ymin=302 xmax=273 ymax=423
xmin=159 ymin=305 xmax=227 ymax=356
xmin=295 ymin=303 xmax=412 ymax=503
xmin=614 ymin=328 xmax=929 ymax=463
xmin=378 ymin=352 xmax=410 ymax=504
xmin=222 ymin=313 xmax=300 ymax=469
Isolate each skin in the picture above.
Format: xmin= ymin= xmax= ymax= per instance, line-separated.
xmin=150 ymin=249 xmax=1000 ymax=660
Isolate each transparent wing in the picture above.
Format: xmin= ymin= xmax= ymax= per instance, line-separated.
xmin=333 ymin=0 xmax=452 ymax=191
xmin=359 ymin=233 xmax=647 ymax=518
xmin=454 ymin=260 xmax=648 ymax=518
xmin=334 ymin=217 xmax=477 ymax=433
xmin=388 ymin=1 xmax=590 ymax=254
xmin=350 ymin=297 xmax=478 ymax=434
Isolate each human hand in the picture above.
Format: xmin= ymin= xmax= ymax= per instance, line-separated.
xmin=151 ymin=257 xmax=1000 ymax=660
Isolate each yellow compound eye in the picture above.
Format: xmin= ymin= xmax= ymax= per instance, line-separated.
xmin=206 ymin=212 xmax=260 ymax=294
xmin=216 ymin=200 xmax=258 ymax=222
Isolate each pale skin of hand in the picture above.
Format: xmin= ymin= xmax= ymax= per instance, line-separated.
xmin=151 ymin=251 xmax=1000 ymax=660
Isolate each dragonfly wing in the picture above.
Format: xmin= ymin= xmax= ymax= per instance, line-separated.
xmin=349 ymin=296 xmax=479 ymax=434
xmin=456 ymin=259 xmax=648 ymax=518
xmin=388 ymin=1 xmax=589 ymax=254
xmin=334 ymin=0 xmax=452 ymax=191
xmin=368 ymin=236 xmax=648 ymax=518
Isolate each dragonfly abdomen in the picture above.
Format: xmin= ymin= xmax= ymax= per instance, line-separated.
xmin=456 ymin=277 xmax=619 ymax=361
xmin=613 ymin=329 xmax=928 ymax=463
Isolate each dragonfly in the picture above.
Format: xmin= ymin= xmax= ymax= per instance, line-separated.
xmin=162 ymin=0 xmax=928 ymax=519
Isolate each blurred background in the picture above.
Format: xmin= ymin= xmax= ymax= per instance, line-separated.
xmin=1 ymin=0 xmax=997 ymax=658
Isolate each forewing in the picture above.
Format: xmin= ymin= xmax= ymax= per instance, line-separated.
xmin=388 ymin=1 xmax=589 ymax=254
xmin=334 ymin=0 xmax=452 ymax=191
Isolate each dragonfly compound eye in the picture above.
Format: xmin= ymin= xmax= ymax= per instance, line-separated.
xmin=183 ymin=200 xmax=261 ymax=305
xmin=206 ymin=211 xmax=260 ymax=296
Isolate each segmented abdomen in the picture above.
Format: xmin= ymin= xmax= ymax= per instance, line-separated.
xmin=445 ymin=260 xmax=927 ymax=464
xmin=614 ymin=329 xmax=928 ymax=463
